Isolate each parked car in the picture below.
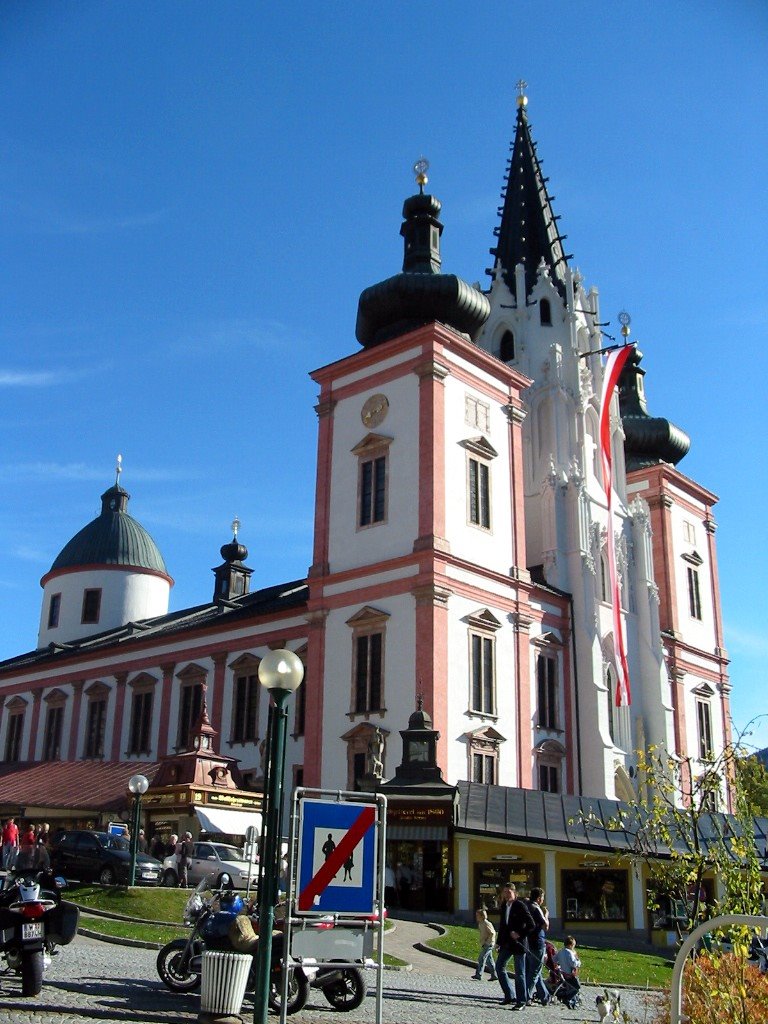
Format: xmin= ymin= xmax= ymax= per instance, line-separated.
xmin=161 ymin=841 xmax=257 ymax=889
xmin=50 ymin=830 xmax=163 ymax=886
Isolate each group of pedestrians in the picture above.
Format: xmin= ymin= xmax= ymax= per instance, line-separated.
xmin=2 ymin=817 xmax=52 ymax=870
xmin=473 ymin=883 xmax=580 ymax=1010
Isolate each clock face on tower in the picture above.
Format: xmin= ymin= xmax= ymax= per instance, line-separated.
xmin=361 ymin=393 xmax=389 ymax=429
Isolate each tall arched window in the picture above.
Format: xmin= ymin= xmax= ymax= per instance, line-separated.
xmin=499 ymin=330 xmax=515 ymax=362
xmin=606 ymin=668 xmax=616 ymax=743
xmin=540 ymin=299 xmax=552 ymax=326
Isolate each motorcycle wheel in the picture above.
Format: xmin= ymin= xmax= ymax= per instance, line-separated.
xmin=21 ymin=949 xmax=43 ymax=997
xmin=322 ymin=966 xmax=367 ymax=1012
xmin=156 ymin=938 xmax=201 ymax=992
xmin=268 ymin=966 xmax=309 ymax=1015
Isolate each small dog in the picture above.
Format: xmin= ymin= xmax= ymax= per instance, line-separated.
xmin=596 ymin=990 xmax=621 ymax=1020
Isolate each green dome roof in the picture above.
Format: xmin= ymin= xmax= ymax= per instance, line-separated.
xmin=49 ymin=485 xmax=168 ymax=576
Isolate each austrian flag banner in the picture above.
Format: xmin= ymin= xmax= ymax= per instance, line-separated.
xmin=598 ymin=344 xmax=635 ymax=707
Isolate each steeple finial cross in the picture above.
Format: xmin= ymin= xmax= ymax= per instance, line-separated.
xmin=231 ymin=515 xmax=240 ymax=539
xmin=115 ymin=453 xmax=122 ymax=487
xmin=516 ymin=79 xmax=528 ymax=108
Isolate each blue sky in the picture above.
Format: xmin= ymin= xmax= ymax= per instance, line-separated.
xmin=1 ymin=2 xmax=766 ymax=748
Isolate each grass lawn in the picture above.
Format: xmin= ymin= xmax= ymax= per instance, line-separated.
xmin=79 ymin=914 xmax=186 ymax=945
xmin=428 ymin=925 xmax=672 ymax=988
xmin=68 ymin=884 xmax=191 ymax=923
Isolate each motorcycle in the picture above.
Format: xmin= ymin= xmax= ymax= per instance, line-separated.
xmin=0 ymin=870 xmax=79 ymax=996
xmin=156 ymin=878 xmax=367 ymax=1013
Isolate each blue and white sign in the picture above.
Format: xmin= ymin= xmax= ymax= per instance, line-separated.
xmin=296 ymin=799 xmax=377 ymax=915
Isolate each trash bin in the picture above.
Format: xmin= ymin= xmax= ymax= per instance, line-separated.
xmin=199 ymin=950 xmax=252 ymax=1022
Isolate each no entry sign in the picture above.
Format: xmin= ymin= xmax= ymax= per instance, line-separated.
xmin=296 ymin=798 xmax=378 ymax=914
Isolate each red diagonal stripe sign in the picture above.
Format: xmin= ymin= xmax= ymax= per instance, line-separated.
xmin=298 ymin=805 xmax=376 ymax=911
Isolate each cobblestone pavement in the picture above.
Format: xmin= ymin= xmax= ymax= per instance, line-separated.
xmin=0 ymin=926 xmax=663 ymax=1024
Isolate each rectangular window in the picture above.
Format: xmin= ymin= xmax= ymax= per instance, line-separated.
xmin=354 ymin=633 xmax=383 ymax=713
xmin=468 ymin=458 xmax=491 ymax=529
xmin=470 ymin=633 xmax=495 ymax=715
xmin=232 ymin=674 xmax=259 ymax=743
xmin=539 ymin=763 xmax=559 ymax=793
xmin=84 ymin=699 xmax=106 ymax=758
xmin=294 ymin=674 xmax=306 ymax=736
xmin=472 ymin=752 xmax=496 ymax=784
xmin=48 ymin=593 xmax=61 ymax=629
xmin=4 ymin=713 xmax=24 ymax=762
xmin=129 ymin=690 xmax=154 ymax=755
xmin=696 ymin=699 xmax=713 ymax=760
xmin=81 ymin=588 xmax=101 ymax=624
xmin=687 ymin=566 xmax=702 ymax=619
xmin=465 ymin=395 xmax=490 ymax=433
xmin=359 ymin=455 xmax=387 ymax=527
xmin=536 ymin=654 xmax=557 ymax=729
xmin=683 ymin=521 xmax=696 ymax=544
xmin=177 ymin=684 xmax=202 ymax=751
xmin=43 ymin=705 xmax=63 ymax=761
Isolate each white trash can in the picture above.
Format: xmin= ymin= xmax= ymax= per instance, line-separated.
xmin=200 ymin=950 xmax=252 ymax=1019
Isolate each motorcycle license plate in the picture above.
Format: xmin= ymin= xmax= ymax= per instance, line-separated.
xmin=22 ymin=922 xmax=43 ymax=941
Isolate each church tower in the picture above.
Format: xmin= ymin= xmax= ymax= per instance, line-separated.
xmin=304 ymin=160 xmax=538 ymax=795
xmin=475 ymin=86 xmax=675 ymax=798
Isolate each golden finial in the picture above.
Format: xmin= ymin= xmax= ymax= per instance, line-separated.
xmin=618 ymin=310 xmax=631 ymax=338
xmin=231 ymin=516 xmax=240 ymax=539
xmin=115 ymin=453 xmax=122 ymax=487
xmin=516 ymin=79 xmax=528 ymax=108
xmin=413 ymin=156 xmax=429 ymax=193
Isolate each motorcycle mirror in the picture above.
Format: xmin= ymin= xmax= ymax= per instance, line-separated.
xmin=55 ymin=877 xmax=67 ymax=890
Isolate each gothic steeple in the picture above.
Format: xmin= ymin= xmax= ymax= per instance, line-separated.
xmin=490 ymin=83 xmax=569 ymax=302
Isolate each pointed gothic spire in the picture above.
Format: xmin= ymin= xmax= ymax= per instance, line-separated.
xmin=490 ymin=86 xmax=569 ymax=302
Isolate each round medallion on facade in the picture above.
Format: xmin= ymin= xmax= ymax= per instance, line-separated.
xmin=361 ymin=393 xmax=389 ymax=428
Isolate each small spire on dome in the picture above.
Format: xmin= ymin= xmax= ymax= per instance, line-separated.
xmin=115 ymin=453 xmax=123 ymax=487
xmin=231 ymin=515 xmax=240 ymax=540
xmin=618 ymin=310 xmax=632 ymax=339
xmin=516 ymin=79 xmax=528 ymax=108
xmin=413 ymin=156 xmax=429 ymax=195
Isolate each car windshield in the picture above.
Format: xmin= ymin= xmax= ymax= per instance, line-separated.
xmin=211 ymin=845 xmax=246 ymax=862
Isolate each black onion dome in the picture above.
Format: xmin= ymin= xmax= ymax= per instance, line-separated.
xmin=50 ymin=485 xmax=168 ymax=575
xmin=220 ymin=538 xmax=248 ymax=563
xmin=619 ymin=348 xmax=691 ymax=471
xmin=407 ymin=705 xmax=433 ymax=731
xmin=356 ymin=187 xmax=490 ymax=347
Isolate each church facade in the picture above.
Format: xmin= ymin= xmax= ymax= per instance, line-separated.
xmin=0 ymin=93 xmax=732 ymax=929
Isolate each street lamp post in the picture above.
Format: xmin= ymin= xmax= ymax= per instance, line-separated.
xmin=252 ymin=649 xmax=304 ymax=1024
xmin=127 ymin=773 xmax=149 ymax=887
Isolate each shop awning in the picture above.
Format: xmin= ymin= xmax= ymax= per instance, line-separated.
xmin=194 ymin=806 xmax=262 ymax=837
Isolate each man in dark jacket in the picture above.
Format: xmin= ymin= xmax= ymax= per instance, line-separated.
xmin=496 ymin=883 xmax=535 ymax=1008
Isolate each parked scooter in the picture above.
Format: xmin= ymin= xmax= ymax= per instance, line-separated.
xmin=156 ymin=879 xmax=367 ymax=1012
xmin=0 ymin=870 xmax=79 ymax=996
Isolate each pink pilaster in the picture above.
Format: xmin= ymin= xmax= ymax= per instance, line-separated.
xmin=301 ymin=611 xmax=328 ymax=786
xmin=211 ymin=652 xmax=228 ymax=736
xmin=26 ymin=691 xmax=42 ymax=761
xmin=110 ymin=672 xmax=128 ymax=760
xmin=156 ymin=662 xmax=176 ymax=756
xmin=66 ymin=680 xmax=84 ymax=760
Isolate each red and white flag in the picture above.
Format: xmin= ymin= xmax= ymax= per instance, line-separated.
xmin=598 ymin=345 xmax=634 ymax=707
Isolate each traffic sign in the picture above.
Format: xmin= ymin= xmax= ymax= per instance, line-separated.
xmin=296 ymin=799 xmax=377 ymax=914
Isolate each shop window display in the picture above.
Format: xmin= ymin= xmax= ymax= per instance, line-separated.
xmin=473 ymin=861 xmax=540 ymax=916
xmin=562 ymin=869 xmax=628 ymax=922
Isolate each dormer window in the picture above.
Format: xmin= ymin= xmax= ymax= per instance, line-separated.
xmin=540 ymin=299 xmax=552 ymax=326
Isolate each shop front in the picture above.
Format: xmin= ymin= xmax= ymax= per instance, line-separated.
xmin=386 ymin=803 xmax=453 ymax=912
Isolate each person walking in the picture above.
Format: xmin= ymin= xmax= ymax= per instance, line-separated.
xmin=2 ymin=817 xmax=19 ymax=870
xmin=137 ymin=829 xmax=148 ymax=854
xmin=525 ymin=887 xmax=550 ymax=1005
xmin=496 ymin=882 xmax=535 ymax=1008
xmin=177 ymin=831 xmax=193 ymax=887
xmin=471 ymin=908 xmax=497 ymax=980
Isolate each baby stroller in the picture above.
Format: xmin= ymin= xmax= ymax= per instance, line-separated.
xmin=543 ymin=941 xmax=582 ymax=1010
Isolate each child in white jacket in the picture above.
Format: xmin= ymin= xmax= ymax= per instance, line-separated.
xmin=471 ymin=908 xmax=498 ymax=980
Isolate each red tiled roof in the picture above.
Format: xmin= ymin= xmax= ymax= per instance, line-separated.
xmin=0 ymin=760 xmax=161 ymax=812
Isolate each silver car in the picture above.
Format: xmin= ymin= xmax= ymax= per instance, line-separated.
xmin=162 ymin=841 xmax=257 ymax=889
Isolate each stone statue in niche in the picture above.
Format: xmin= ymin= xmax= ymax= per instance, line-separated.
xmin=368 ymin=728 xmax=384 ymax=779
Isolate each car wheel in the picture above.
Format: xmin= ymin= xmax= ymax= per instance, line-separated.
xmin=163 ymin=868 xmax=178 ymax=887
xmin=99 ymin=865 xmax=116 ymax=886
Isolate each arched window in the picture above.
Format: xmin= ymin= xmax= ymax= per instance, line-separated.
xmin=499 ymin=330 xmax=515 ymax=362
xmin=606 ymin=668 xmax=616 ymax=742
xmin=540 ymin=299 xmax=552 ymax=326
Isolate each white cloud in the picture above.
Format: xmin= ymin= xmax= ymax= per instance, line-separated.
xmin=0 ymin=370 xmax=67 ymax=387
